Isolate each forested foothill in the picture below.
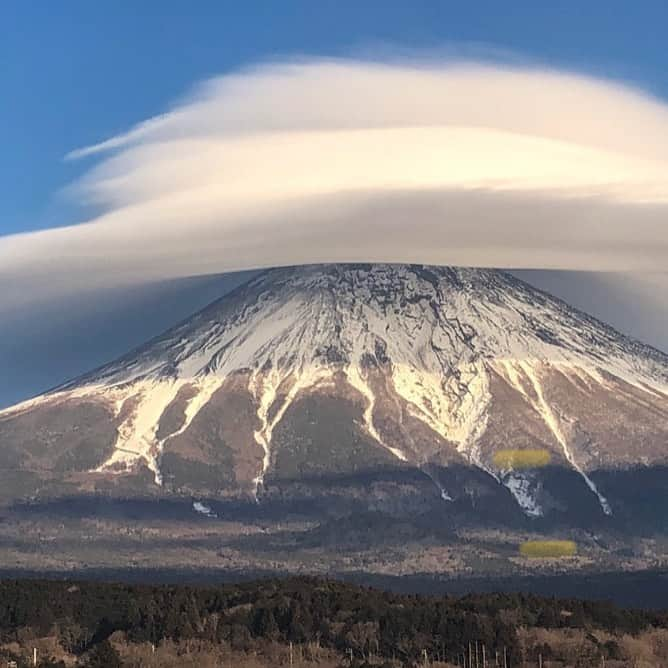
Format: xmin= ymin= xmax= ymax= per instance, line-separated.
xmin=0 ymin=576 xmax=667 ymax=666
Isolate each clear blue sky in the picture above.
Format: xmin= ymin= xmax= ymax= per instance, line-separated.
xmin=2 ymin=0 xmax=668 ymax=237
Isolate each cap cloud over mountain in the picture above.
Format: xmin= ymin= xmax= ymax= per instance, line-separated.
xmin=2 ymin=58 xmax=668 ymax=314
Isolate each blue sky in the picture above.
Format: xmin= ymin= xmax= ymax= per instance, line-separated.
xmin=2 ymin=0 xmax=668 ymax=238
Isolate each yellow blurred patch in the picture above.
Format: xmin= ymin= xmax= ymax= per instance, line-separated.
xmin=520 ymin=540 xmax=577 ymax=558
xmin=493 ymin=448 xmax=551 ymax=470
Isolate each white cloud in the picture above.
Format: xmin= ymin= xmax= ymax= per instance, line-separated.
xmin=1 ymin=57 xmax=667 ymax=313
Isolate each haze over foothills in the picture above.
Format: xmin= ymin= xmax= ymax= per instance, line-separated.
xmin=1 ymin=1 xmax=667 ymax=407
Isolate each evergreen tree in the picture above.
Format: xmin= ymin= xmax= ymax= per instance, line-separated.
xmin=85 ymin=640 xmax=122 ymax=668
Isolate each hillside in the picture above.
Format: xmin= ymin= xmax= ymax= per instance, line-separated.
xmin=1 ymin=576 xmax=667 ymax=667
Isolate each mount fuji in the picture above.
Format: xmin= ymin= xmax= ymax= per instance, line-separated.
xmin=1 ymin=264 xmax=667 ymax=529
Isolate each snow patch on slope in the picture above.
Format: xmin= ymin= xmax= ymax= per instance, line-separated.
xmin=193 ymin=501 xmax=217 ymax=518
xmin=391 ymin=361 xmax=495 ymax=484
xmin=249 ymin=365 xmax=334 ymax=494
xmin=94 ymin=380 xmax=181 ymax=479
xmin=497 ymin=360 xmax=613 ymax=515
xmin=346 ymin=365 xmax=409 ymax=462
xmin=503 ymin=471 xmax=543 ymax=517
xmin=92 ymin=376 xmax=225 ymax=484
xmin=151 ymin=377 xmax=225 ymax=485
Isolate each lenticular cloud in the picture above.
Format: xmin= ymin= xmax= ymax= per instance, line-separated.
xmin=2 ymin=57 xmax=668 ymax=310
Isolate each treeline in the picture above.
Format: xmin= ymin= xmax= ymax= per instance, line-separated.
xmin=0 ymin=576 xmax=666 ymax=666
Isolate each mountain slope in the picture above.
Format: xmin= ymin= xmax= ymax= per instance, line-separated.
xmin=1 ymin=264 xmax=666 ymax=521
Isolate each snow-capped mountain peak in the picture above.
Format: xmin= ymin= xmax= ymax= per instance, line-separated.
xmin=2 ymin=265 xmax=666 ymax=518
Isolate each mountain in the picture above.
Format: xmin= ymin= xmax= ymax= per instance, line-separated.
xmin=2 ymin=264 xmax=666 ymax=531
